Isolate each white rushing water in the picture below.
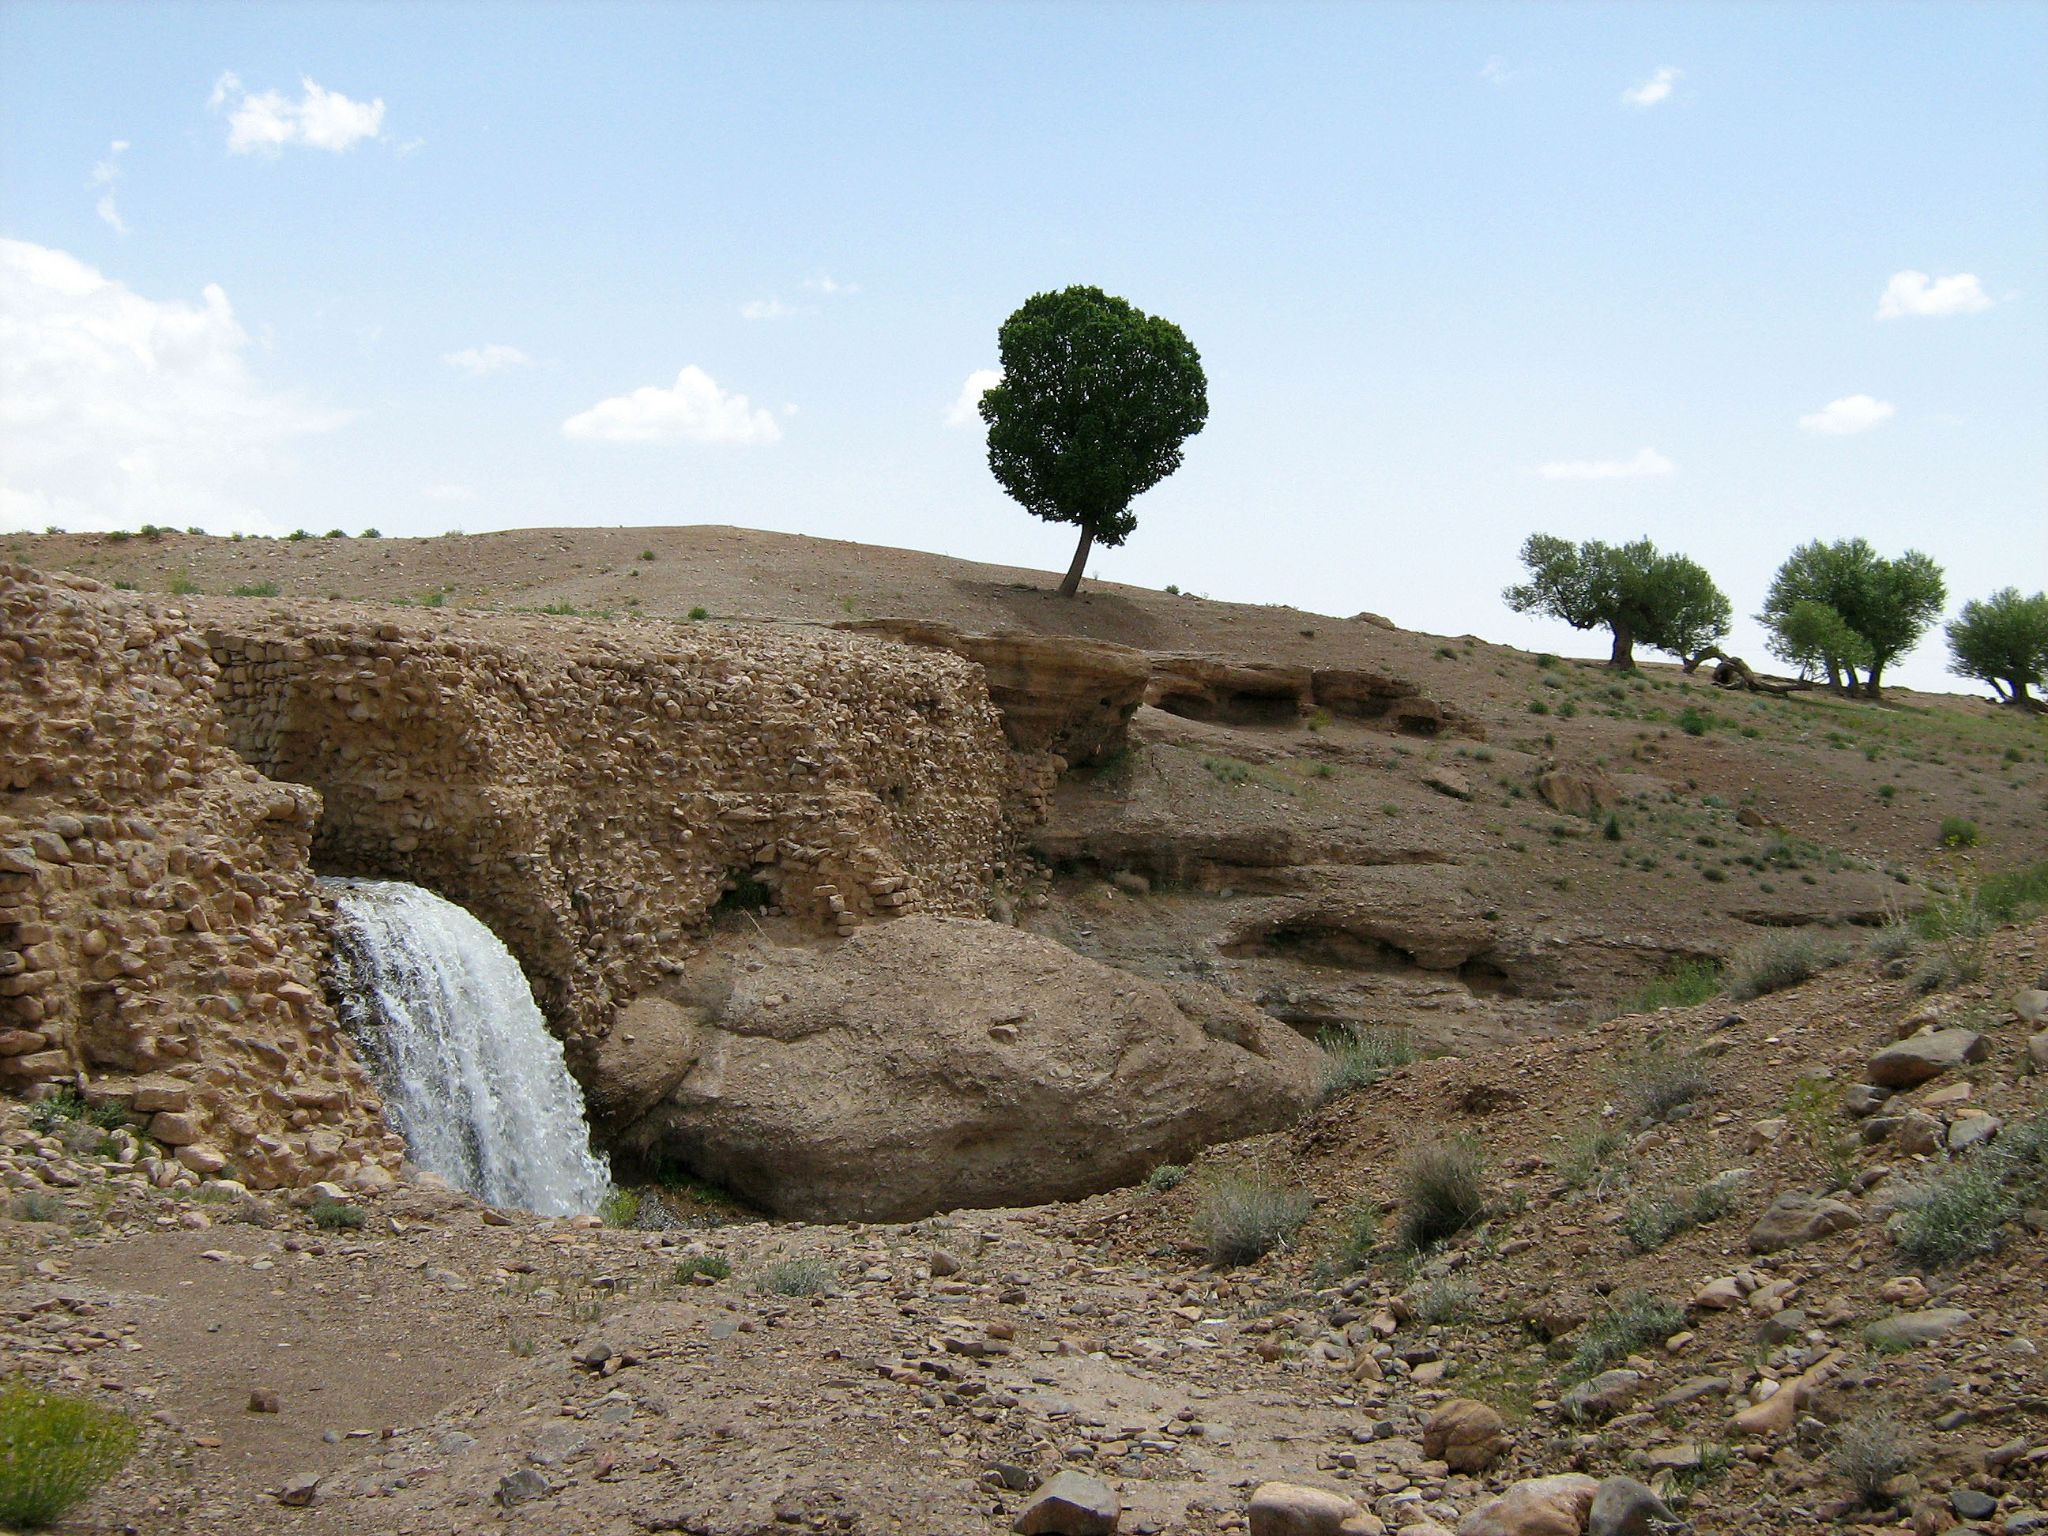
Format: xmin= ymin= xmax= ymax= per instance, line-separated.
xmin=323 ymin=878 xmax=612 ymax=1216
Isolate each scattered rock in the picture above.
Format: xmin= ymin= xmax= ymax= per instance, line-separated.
xmin=1587 ymin=1476 xmax=1683 ymax=1536
xmin=1456 ymin=1473 xmax=1601 ymax=1536
xmin=494 ymin=1468 xmax=551 ymax=1508
xmin=1562 ymin=1370 xmax=1643 ymax=1424
xmin=1865 ymin=1308 xmax=1971 ymax=1350
xmin=1248 ymin=1481 xmax=1381 ymax=1536
xmin=1747 ymin=1193 xmax=1859 ymax=1253
xmin=276 ymin=1474 xmax=322 ymax=1508
xmin=1013 ymin=1471 xmax=1121 ymax=1535
xmin=248 ymin=1388 xmax=280 ymax=1414
xmin=1421 ymin=1398 xmax=1510 ymax=1473
xmin=1868 ymin=1029 xmax=1989 ymax=1088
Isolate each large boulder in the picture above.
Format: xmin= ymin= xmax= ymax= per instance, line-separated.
xmin=1456 ymin=1474 xmax=1600 ymax=1536
xmin=1867 ymin=1028 xmax=1989 ymax=1088
xmin=607 ymin=916 xmax=1322 ymax=1221
xmin=1421 ymin=1398 xmax=1511 ymax=1472
xmin=1746 ymin=1192 xmax=1860 ymax=1253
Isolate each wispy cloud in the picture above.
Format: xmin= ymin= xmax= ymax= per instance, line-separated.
xmin=442 ymin=344 xmax=532 ymax=377
xmin=563 ymin=366 xmax=781 ymax=445
xmin=1622 ymin=66 xmax=1681 ymax=108
xmin=945 ymin=369 xmax=1001 ymax=429
xmin=740 ymin=298 xmax=800 ymax=321
xmin=803 ymin=275 xmax=859 ymax=296
xmin=1875 ymin=270 xmax=1993 ymax=320
xmin=90 ymin=141 xmax=129 ymax=235
xmin=1536 ymin=446 xmax=1675 ymax=481
xmin=210 ymin=71 xmax=386 ymax=155
xmin=1799 ymin=394 xmax=1895 ymax=435
xmin=1479 ymin=56 xmax=1514 ymax=86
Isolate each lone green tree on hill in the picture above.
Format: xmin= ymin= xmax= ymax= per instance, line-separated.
xmin=1759 ymin=538 xmax=1945 ymax=699
xmin=1947 ymin=587 xmax=2048 ymax=708
xmin=979 ymin=285 xmax=1208 ymax=597
xmin=1502 ymin=534 xmax=1731 ymax=670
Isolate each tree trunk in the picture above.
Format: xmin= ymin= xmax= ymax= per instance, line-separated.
xmin=1607 ymin=621 xmax=1635 ymax=669
xmin=1056 ymin=528 xmax=1095 ymax=598
xmin=1864 ymin=662 xmax=1884 ymax=700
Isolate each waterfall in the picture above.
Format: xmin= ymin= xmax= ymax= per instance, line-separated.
xmin=323 ymin=878 xmax=612 ymax=1217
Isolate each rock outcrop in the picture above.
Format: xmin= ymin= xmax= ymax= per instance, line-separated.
xmin=600 ymin=915 xmax=1322 ymax=1220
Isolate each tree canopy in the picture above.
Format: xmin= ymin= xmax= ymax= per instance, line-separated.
xmin=1502 ymin=534 xmax=1731 ymax=670
xmin=979 ymin=285 xmax=1208 ymax=597
xmin=1947 ymin=587 xmax=2048 ymax=707
xmin=1758 ymin=538 xmax=1945 ymax=697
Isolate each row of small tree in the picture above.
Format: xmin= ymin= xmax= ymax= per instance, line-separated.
xmin=1505 ymin=534 xmax=2048 ymax=707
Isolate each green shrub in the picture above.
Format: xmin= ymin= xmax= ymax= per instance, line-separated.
xmin=1614 ymin=1042 xmax=1712 ymax=1124
xmin=230 ymin=580 xmax=280 ymax=598
xmin=361 ymin=527 xmax=382 ymax=538
xmin=1563 ymin=1291 xmax=1684 ymax=1383
xmin=287 ymin=529 xmax=310 ymax=541
xmin=598 ymin=1189 xmax=642 ymax=1228
xmin=1397 ymin=1137 xmax=1487 ymax=1252
xmin=1202 ymin=756 xmax=1252 ymax=786
xmin=673 ymin=1254 xmax=731 ymax=1283
xmin=1893 ymin=1155 xmax=2016 ymax=1266
xmin=1616 ymin=959 xmax=1722 ymax=1016
xmin=1315 ymin=1024 xmax=1416 ymax=1102
xmin=8 ymin=1193 xmax=65 ymax=1223
xmin=1938 ymin=816 xmax=1981 ymax=849
xmin=0 ymin=1379 xmax=138 ymax=1528
xmin=638 ymin=549 xmax=656 ymax=561
xmin=756 ymin=1257 xmax=835 ymax=1297
xmin=1144 ymin=1163 xmax=1187 ymax=1192
xmin=1194 ymin=1173 xmax=1314 ymax=1265
xmin=1558 ymin=1126 xmax=1626 ymax=1191
xmin=166 ymin=572 xmax=199 ymax=596
xmin=1326 ymin=1199 xmax=1380 ymax=1273
xmin=1726 ymin=929 xmax=1850 ymax=1000
xmin=106 ymin=529 xmax=132 ymax=542
xmin=1974 ymin=859 xmax=2048 ymax=922
xmin=1677 ymin=706 xmax=1709 ymax=736
xmin=1620 ymin=1176 xmax=1736 ymax=1251
xmin=687 ymin=606 xmax=709 ymax=621
xmin=1408 ymin=1274 xmax=1477 ymax=1325
xmin=308 ymin=1198 xmax=364 ymax=1231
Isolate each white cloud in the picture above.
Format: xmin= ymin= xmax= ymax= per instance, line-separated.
xmin=945 ymin=369 xmax=1001 ymax=429
xmin=1479 ymin=56 xmax=1514 ymax=85
xmin=211 ymin=72 xmax=386 ymax=155
xmin=740 ymin=298 xmax=799 ymax=321
xmin=1535 ymin=446 xmax=1675 ymax=481
xmin=803 ymin=275 xmax=859 ymax=296
xmin=423 ymin=483 xmax=476 ymax=503
xmin=1798 ymin=394 xmax=1895 ymax=435
xmin=0 ymin=238 xmax=342 ymax=534
xmin=1622 ymin=66 xmax=1681 ymax=107
xmin=1875 ymin=270 xmax=1993 ymax=320
xmin=443 ymin=343 xmax=532 ymax=376
xmin=562 ymin=365 xmax=781 ymax=445
xmin=90 ymin=141 xmax=129 ymax=235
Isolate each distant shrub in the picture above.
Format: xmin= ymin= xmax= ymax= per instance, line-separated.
xmin=308 ymin=1199 xmax=364 ymax=1231
xmin=1563 ymin=1291 xmax=1684 ymax=1383
xmin=324 ymin=528 xmax=347 ymax=539
xmin=1558 ymin=1125 xmax=1627 ymax=1192
xmin=166 ymin=572 xmax=199 ymax=596
xmin=1726 ymin=929 xmax=1849 ymax=1000
xmin=8 ymin=1193 xmax=65 ymax=1223
xmin=1202 ymin=756 xmax=1252 ymax=786
xmin=230 ymin=581 xmax=280 ymax=598
xmin=1408 ymin=1273 xmax=1477 ymax=1325
xmin=1614 ymin=1040 xmax=1712 ymax=1125
xmin=1829 ymin=1410 xmax=1912 ymax=1508
xmin=1397 ymin=1137 xmax=1487 ymax=1252
xmin=1939 ymin=816 xmax=1981 ymax=849
xmin=1677 ymin=706 xmax=1709 ymax=736
xmin=287 ymin=529 xmax=310 ymax=542
xmin=598 ymin=1189 xmax=642 ymax=1228
xmin=1894 ymin=1155 xmax=2015 ymax=1267
xmin=687 ymin=606 xmax=709 ymax=621
xmin=638 ymin=549 xmax=656 ymax=562
xmin=0 ymin=1379 xmax=138 ymax=1528
xmin=361 ymin=527 xmax=382 ymax=538
xmin=106 ymin=529 xmax=132 ymax=543
xmin=1970 ymin=859 xmax=2048 ymax=924
xmin=1615 ymin=959 xmax=1722 ymax=1016
xmin=756 ymin=1257 xmax=835 ymax=1297
xmin=673 ymin=1254 xmax=730 ymax=1283
xmin=1620 ymin=1175 xmax=1736 ymax=1251
xmin=1144 ymin=1163 xmax=1187 ymax=1192
xmin=1326 ymin=1199 xmax=1379 ymax=1273
xmin=1194 ymin=1173 xmax=1314 ymax=1265
xmin=1315 ymin=1024 xmax=1415 ymax=1102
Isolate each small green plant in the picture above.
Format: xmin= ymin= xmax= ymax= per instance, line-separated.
xmin=1829 ymin=1409 xmax=1912 ymax=1508
xmin=8 ymin=1193 xmax=65 ymax=1223
xmin=230 ymin=580 xmax=280 ymax=598
xmin=1326 ymin=1199 xmax=1379 ymax=1273
xmin=1562 ymin=1290 xmax=1684 ymax=1383
xmin=1677 ymin=706 xmax=1709 ymax=736
xmin=1893 ymin=1154 xmax=2016 ymax=1266
xmin=1315 ymin=1024 xmax=1415 ymax=1102
xmin=598 ymin=1188 xmax=643 ymax=1228
xmin=1726 ymin=929 xmax=1849 ymax=1000
xmin=1785 ymin=1075 xmax=1855 ymax=1189
xmin=1407 ymin=1273 xmax=1477 ymax=1325
xmin=756 ymin=1257 xmax=836 ymax=1297
xmin=0 ymin=1378 xmax=139 ymax=1528
xmin=1193 ymin=1173 xmax=1314 ymax=1265
xmin=1396 ymin=1137 xmax=1487 ymax=1252
xmin=1144 ymin=1163 xmax=1187 ymax=1192
xmin=323 ymin=528 xmax=347 ymax=539
xmin=1558 ymin=1125 xmax=1627 ymax=1191
xmin=1602 ymin=812 xmax=1623 ymax=841
xmin=1615 ymin=959 xmax=1722 ymax=1016
xmin=1202 ymin=756 xmax=1252 ymax=787
xmin=106 ymin=528 xmax=132 ymax=542
xmin=1938 ymin=816 xmax=1981 ymax=849
xmin=167 ymin=572 xmax=199 ymax=595
xmin=111 ymin=579 xmax=136 ymax=590
xmin=308 ymin=1198 xmax=365 ymax=1231
xmin=673 ymin=1254 xmax=731 ymax=1284
xmin=687 ymin=606 xmax=709 ymax=621
xmin=1619 ymin=1176 xmax=1736 ymax=1251
xmin=638 ymin=549 xmax=656 ymax=561
xmin=287 ymin=528 xmax=310 ymax=541
xmin=422 ymin=590 xmax=448 ymax=608
xmin=361 ymin=527 xmax=382 ymax=538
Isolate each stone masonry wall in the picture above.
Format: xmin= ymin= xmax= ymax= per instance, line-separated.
xmin=203 ymin=607 xmax=1013 ymax=1055
xmin=0 ymin=565 xmax=402 ymax=1190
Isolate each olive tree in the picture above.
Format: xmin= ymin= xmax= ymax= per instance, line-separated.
xmin=979 ymin=286 xmax=1208 ymax=597
xmin=1759 ymin=539 xmax=1945 ymax=698
xmin=1502 ymin=534 xmax=1731 ymax=670
xmin=1947 ymin=588 xmax=2048 ymax=707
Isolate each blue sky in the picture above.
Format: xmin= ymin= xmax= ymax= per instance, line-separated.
xmin=2 ymin=1 xmax=2042 ymax=690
